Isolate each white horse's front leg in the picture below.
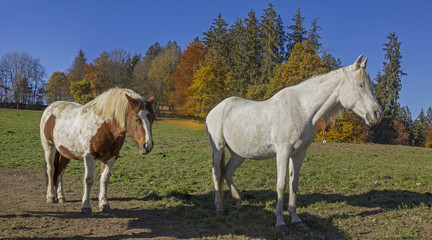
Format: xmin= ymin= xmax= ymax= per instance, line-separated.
xmin=288 ymin=151 xmax=306 ymax=225
xmin=81 ymin=154 xmax=95 ymax=214
xmin=275 ymin=149 xmax=291 ymax=234
xmin=99 ymin=157 xmax=116 ymax=212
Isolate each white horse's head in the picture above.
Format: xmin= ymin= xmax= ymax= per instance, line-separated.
xmin=339 ymin=55 xmax=383 ymax=125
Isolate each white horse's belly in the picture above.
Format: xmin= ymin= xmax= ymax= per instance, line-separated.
xmin=223 ymin=123 xmax=276 ymax=159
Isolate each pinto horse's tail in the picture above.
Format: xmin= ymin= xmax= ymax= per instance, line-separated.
xmin=45 ymin=150 xmax=70 ymax=188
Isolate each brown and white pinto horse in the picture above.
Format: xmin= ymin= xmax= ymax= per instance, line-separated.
xmin=317 ymin=116 xmax=336 ymax=143
xmin=40 ymin=88 xmax=155 ymax=213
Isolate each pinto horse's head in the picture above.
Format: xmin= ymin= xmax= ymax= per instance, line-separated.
xmin=339 ymin=55 xmax=383 ymax=126
xmin=125 ymin=95 xmax=156 ymax=154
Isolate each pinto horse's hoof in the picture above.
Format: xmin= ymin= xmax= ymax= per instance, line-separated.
xmin=81 ymin=207 xmax=92 ymax=214
xmin=99 ymin=205 xmax=111 ymax=212
xmin=276 ymin=224 xmax=291 ymax=235
xmin=47 ymin=197 xmax=57 ymax=203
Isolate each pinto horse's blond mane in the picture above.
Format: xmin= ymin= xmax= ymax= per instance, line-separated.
xmin=83 ymin=88 xmax=142 ymax=128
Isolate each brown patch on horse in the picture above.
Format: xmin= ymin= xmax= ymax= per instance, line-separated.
xmin=58 ymin=145 xmax=79 ymax=160
xmin=44 ymin=115 xmax=56 ymax=144
xmin=90 ymin=121 xmax=126 ymax=162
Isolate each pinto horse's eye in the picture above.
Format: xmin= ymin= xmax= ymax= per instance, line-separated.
xmin=135 ymin=116 xmax=142 ymax=122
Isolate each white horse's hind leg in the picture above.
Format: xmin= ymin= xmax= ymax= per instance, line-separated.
xmin=212 ymin=149 xmax=225 ymax=212
xmin=288 ymin=151 xmax=306 ymax=225
xmin=99 ymin=157 xmax=116 ymax=212
xmin=225 ymin=152 xmax=244 ymax=209
xmin=275 ymin=148 xmax=290 ymax=233
xmin=44 ymin=147 xmax=57 ymax=203
xmin=81 ymin=154 xmax=95 ymax=214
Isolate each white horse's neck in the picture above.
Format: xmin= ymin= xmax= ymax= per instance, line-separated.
xmin=285 ymin=68 xmax=345 ymax=125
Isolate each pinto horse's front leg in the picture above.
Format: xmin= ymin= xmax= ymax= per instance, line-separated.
xmin=99 ymin=157 xmax=116 ymax=212
xmin=81 ymin=154 xmax=95 ymax=214
xmin=288 ymin=151 xmax=306 ymax=225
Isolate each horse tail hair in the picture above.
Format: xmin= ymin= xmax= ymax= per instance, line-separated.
xmin=47 ymin=151 xmax=70 ymax=188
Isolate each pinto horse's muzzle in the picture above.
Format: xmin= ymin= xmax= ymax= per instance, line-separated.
xmin=139 ymin=141 xmax=153 ymax=155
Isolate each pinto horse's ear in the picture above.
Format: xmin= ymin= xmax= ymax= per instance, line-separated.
xmin=125 ymin=94 xmax=139 ymax=108
xmin=354 ymin=55 xmax=364 ymax=69
xmin=147 ymin=96 xmax=155 ymax=106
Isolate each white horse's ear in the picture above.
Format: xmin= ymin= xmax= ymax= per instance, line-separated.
xmin=354 ymin=55 xmax=364 ymax=69
xmin=360 ymin=57 xmax=368 ymax=69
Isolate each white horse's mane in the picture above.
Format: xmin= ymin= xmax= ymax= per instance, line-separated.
xmin=83 ymin=88 xmax=142 ymax=128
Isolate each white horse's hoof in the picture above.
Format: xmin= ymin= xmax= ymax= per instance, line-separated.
xmin=58 ymin=198 xmax=66 ymax=203
xmin=292 ymin=221 xmax=306 ymax=228
xmin=47 ymin=197 xmax=57 ymax=203
xmin=233 ymin=202 xmax=242 ymax=210
xmin=276 ymin=224 xmax=291 ymax=234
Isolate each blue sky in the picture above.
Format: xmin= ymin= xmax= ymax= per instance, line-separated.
xmin=1 ymin=0 xmax=431 ymax=117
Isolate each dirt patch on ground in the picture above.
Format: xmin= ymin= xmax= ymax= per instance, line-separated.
xmin=0 ymin=169 xmax=218 ymax=239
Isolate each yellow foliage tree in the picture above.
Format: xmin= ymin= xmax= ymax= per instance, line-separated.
xmin=70 ymin=77 xmax=96 ymax=104
xmin=184 ymin=49 xmax=230 ymax=118
xmin=263 ymin=41 xmax=328 ymax=99
xmin=323 ymin=111 xmax=369 ymax=143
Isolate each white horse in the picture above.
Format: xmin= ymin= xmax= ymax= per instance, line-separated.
xmin=206 ymin=55 xmax=382 ymax=233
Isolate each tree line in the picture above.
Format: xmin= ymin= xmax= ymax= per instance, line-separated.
xmin=1 ymin=4 xmax=431 ymax=147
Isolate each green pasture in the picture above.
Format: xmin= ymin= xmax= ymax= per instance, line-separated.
xmin=1 ymin=108 xmax=431 ymax=239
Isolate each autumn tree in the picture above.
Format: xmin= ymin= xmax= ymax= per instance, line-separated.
xmin=425 ymin=126 xmax=432 ymax=148
xmin=184 ymin=48 xmax=231 ymax=118
xmin=325 ymin=111 xmax=369 ymax=143
xmin=146 ymin=41 xmax=180 ymax=111
xmin=171 ymin=39 xmax=207 ymax=115
xmin=131 ymin=42 xmax=163 ymax=96
xmin=392 ymin=119 xmax=409 ymax=145
xmin=70 ymin=77 xmax=95 ymax=104
xmin=257 ymin=41 xmax=327 ymax=100
xmin=46 ymin=71 xmax=69 ymax=103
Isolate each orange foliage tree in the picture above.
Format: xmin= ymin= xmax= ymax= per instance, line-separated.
xmin=170 ymin=41 xmax=207 ymax=115
xmin=392 ymin=119 xmax=409 ymax=145
xmin=425 ymin=126 xmax=432 ymax=148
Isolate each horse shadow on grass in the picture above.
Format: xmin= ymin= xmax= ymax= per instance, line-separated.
xmin=18 ymin=189 xmax=431 ymax=239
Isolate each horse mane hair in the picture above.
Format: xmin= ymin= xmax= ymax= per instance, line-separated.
xmin=83 ymin=88 xmax=143 ymax=128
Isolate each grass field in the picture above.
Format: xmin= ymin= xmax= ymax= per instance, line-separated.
xmin=1 ymin=108 xmax=432 ymax=239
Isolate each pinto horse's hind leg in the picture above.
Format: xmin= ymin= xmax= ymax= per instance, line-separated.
xmin=55 ymin=155 xmax=70 ymax=203
xmin=81 ymin=154 xmax=95 ymax=214
xmin=225 ymin=152 xmax=244 ymax=209
xmin=44 ymin=146 xmax=58 ymax=203
xmin=98 ymin=157 xmax=116 ymax=212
